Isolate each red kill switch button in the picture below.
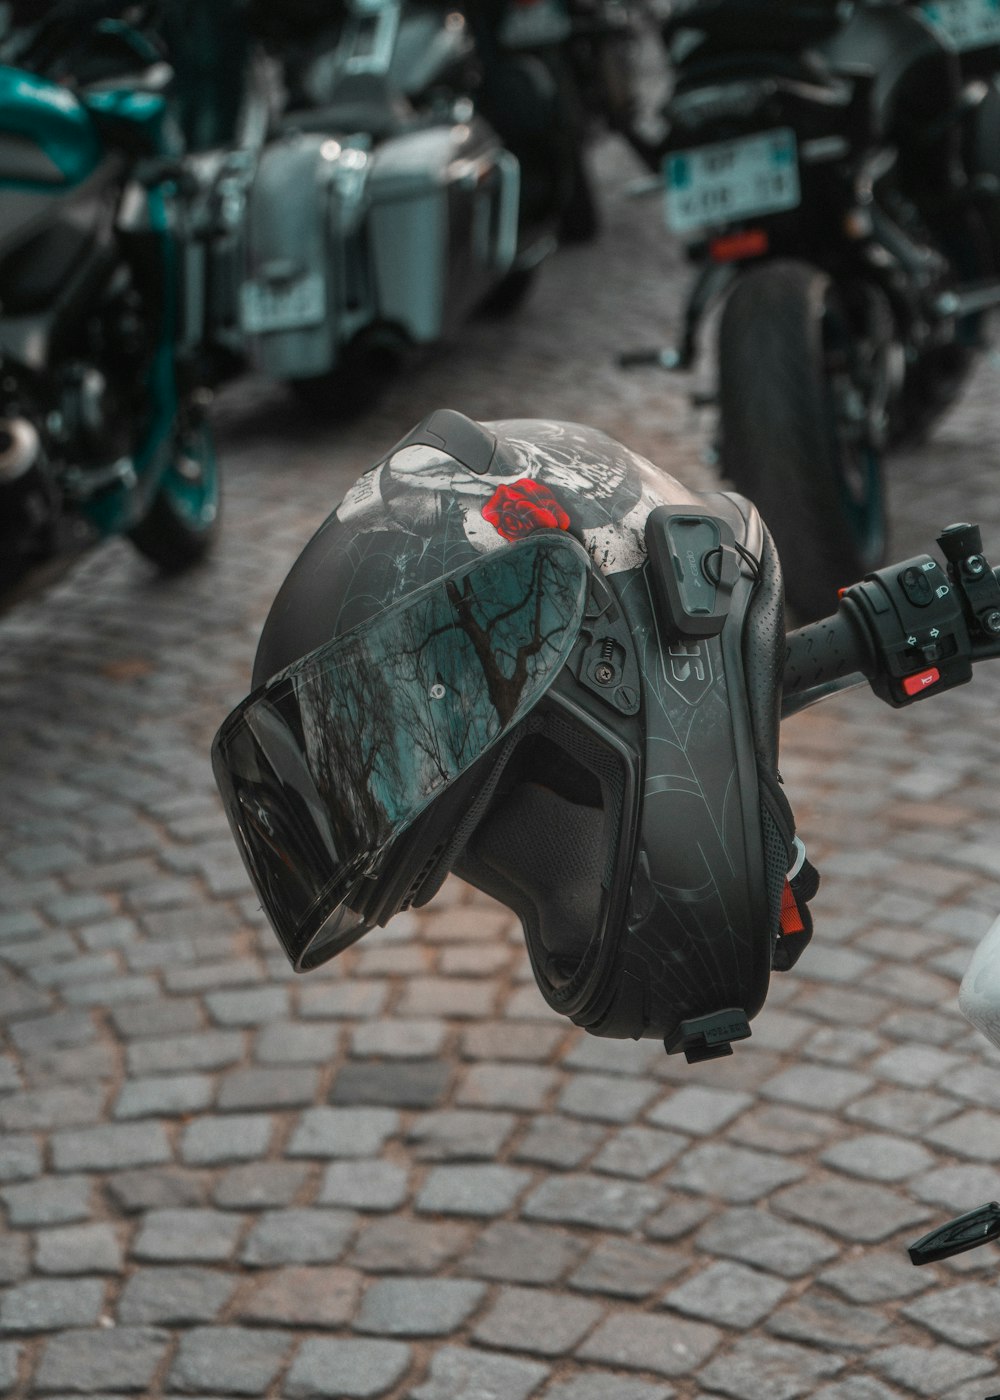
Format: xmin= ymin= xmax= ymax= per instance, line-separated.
xmin=902 ymin=667 xmax=941 ymax=696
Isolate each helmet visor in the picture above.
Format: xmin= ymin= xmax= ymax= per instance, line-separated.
xmin=212 ymin=532 xmax=591 ymax=970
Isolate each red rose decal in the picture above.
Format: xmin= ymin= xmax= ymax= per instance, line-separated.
xmin=482 ymin=478 xmax=570 ymax=541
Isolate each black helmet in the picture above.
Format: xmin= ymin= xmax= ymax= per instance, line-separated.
xmin=212 ymin=410 xmax=815 ymax=1060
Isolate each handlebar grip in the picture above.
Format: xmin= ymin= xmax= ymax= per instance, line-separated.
xmin=783 ymin=607 xmax=874 ymax=698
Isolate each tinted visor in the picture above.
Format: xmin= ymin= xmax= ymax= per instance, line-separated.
xmin=212 ymin=533 xmax=591 ymax=970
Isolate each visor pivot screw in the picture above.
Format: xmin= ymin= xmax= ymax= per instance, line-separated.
xmin=429 ymin=683 xmax=446 ymax=699
xmin=986 ymin=611 xmax=1000 ymax=636
xmin=594 ymin=662 xmax=615 ymax=685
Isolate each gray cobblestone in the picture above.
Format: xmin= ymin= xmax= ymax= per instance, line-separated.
xmin=8 ymin=1009 xmax=95 ymax=1052
xmin=350 ymin=1018 xmax=448 ymax=1059
xmin=298 ymin=978 xmax=388 ymax=1019
xmin=107 ymin=1167 xmax=210 ymax=1214
xmin=761 ymin=1066 xmax=874 ymax=1111
xmin=109 ymin=998 xmax=204 ymax=1039
xmin=407 ymin=1109 xmax=517 ymax=1162
xmin=456 ymin=1063 xmax=559 ymax=1111
xmin=846 ymin=1090 xmax=959 ymax=1135
xmin=217 ymin=1066 xmax=319 ymax=1111
xmin=181 ymin=1114 xmax=274 ymax=1165
xmin=473 ymin=1286 xmax=603 ymax=1356
xmin=410 ymin=1345 xmax=549 ymax=1400
xmin=697 ymin=1208 xmax=840 ymax=1277
xmin=767 ymin=1293 xmax=896 ymax=1350
xmin=2 ymin=1175 xmax=92 ymax=1227
xmin=36 ymin=1222 xmax=124 ymax=1275
xmin=0 ymin=1276 xmax=106 ymax=1331
xmin=647 ymin=1085 xmax=752 ymax=1135
xmin=356 ymin=1277 xmax=487 ymax=1336
xmin=240 ymin=1208 xmax=357 ymax=1266
xmin=913 ymin=1162 xmax=1000 ymax=1210
xmin=285 ymin=1337 xmax=412 ymax=1398
xmin=0 ymin=1085 xmax=104 ymax=1132
xmin=168 ymin=1325 xmax=292 ymax=1395
xmin=557 ymin=1073 xmax=660 ymax=1123
xmin=773 ymin=1174 xmax=932 ymax=1242
xmin=330 ymin=1059 xmax=450 ymax=1109
xmin=34 ymin=1326 xmax=170 ymax=1393
xmin=254 ymin=1020 xmax=339 ymax=1063
xmin=351 ymin=1217 xmax=472 ymax=1275
xmin=126 ymin=1030 xmax=244 ymax=1076
xmin=459 ymin=1221 xmax=585 ymax=1285
xmin=663 ymin=1260 xmax=789 ymax=1328
xmin=460 ymin=1021 xmax=566 ymax=1062
xmin=213 ymin=1162 xmax=310 ymax=1209
xmin=697 ymin=1336 xmax=844 ymax=1399
xmin=569 ymin=1237 xmax=686 ymax=1299
xmin=132 ymin=1207 xmax=245 ymax=1263
xmin=418 ymin=1164 xmax=532 ymax=1217
xmin=118 ymin=1266 xmax=237 ymax=1325
xmin=114 ymin=1074 xmax=214 ymax=1120
xmin=317 ymin=1159 xmax=409 ymax=1211
xmin=902 ymin=1281 xmax=1000 ymax=1346
xmin=643 ymin=1197 xmax=713 ymax=1242
xmin=819 ymin=1133 xmax=935 ymax=1181
xmin=577 ymin=1310 xmax=721 ymax=1376
xmin=871 ymin=1344 xmax=994 ymax=1396
xmin=522 ymin=1173 xmax=660 ymax=1232
xmin=820 ymin=1250 xmax=935 ymax=1303
xmin=51 ymin=1121 xmax=170 ymax=1172
xmin=0 ymin=1234 xmax=29 ymax=1285
xmin=591 ymin=1125 xmax=687 ymax=1179
xmin=926 ymin=1107 xmax=1000 ymax=1159
xmin=235 ymin=1264 xmax=361 ymax=1326
xmin=0 ymin=1134 xmax=41 ymax=1183
xmin=669 ymin=1142 xmax=806 ymax=1203
xmin=512 ymin=1114 xmax=606 ymax=1169
xmin=286 ymin=1107 xmax=399 ymax=1159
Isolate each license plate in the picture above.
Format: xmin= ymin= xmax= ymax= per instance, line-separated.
xmin=240 ymin=273 xmax=325 ymax=335
xmin=921 ymin=0 xmax=1000 ymax=51
xmin=664 ymin=128 xmax=800 ymax=236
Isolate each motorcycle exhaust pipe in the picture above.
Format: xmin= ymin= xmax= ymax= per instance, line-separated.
xmin=0 ymin=418 xmax=41 ymax=484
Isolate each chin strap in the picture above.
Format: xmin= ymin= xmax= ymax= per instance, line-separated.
xmin=773 ymin=837 xmax=820 ymax=973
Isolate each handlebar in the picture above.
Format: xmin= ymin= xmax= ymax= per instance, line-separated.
xmin=782 ymin=521 xmax=1000 ymax=718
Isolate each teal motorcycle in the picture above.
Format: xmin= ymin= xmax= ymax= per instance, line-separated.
xmin=0 ymin=1 xmax=220 ymax=607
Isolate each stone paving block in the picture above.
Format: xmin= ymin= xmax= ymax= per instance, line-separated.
xmin=902 ymin=1280 xmax=1000 ymax=1346
xmin=819 ymin=1133 xmax=935 ymax=1182
xmin=235 ymin=1265 xmax=362 ymax=1326
xmin=35 ymin=1222 xmax=124 ymax=1275
xmin=912 ymin=1162 xmax=1000 ymax=1211
xmin=727 ymin=1104 xmax=837 ymax=1156
xmin=0 ymin=1085 xmax=104 ymax=1132
xmin=254 ymin=1019 xmax=339 ymax=1064
xmin=107 ymin=1167 xmax=211 ymax=1214
xmin=132 ymin=1207 xmax=245 ymax=1263
xmin=820 ymin=1250 xmax=936 ymax=1303
xmin=946 ymin=1060 xmax=1000 ymax=1110
xmin=114 ymin=1074 xmax=214 ymax=1120
xmin=846 ymin=1090 xmax=959 ymax=1135
xmin=51 ymin=1121 xmax=170 ymax=1173
xmin=298 ymin=979 xmax=389 ymax=1019
xmin=663 ymin=1260 xmax=789 ymax=1329
xmin=167 ymin=1324 xmax=292 ymax=1395
xmin=643 ymin=1197 xmax=713 ymax=1243
xmin=355 ymin=1277 xmax=487 ymax=1336
xmin=811 ymin=1380 xmax=907 ymax=1400
xmin=461 ymin=1021 xmax=566 ymax=1062
xmin=0 ymin=1276 xmax=106 ymax=1332
xmin=557 ymin=1073 xmax=660 ymax=1123
xmin=350 ymin=1018 xmax=448 ymax=1059
xmin=458 ymin=1221 xmax=586 ymax=1285
xmin=871 ymin=1344 xmax=994 ymax=1397
xmin=2 ymin=1174 xmax=92 ymax=1227
xmin=417 ymin=1164 xmax=532 ymax=1218
xmin=0 ymin=977 xmax=53 ymax=1022
xmin=696 ymin=1207 xmax=840 ymax=1278
xmin=317 ymin=1159 xmax=409 ymax=1211
xmin=407 ymin=1109 xmax=517 ymax=1162
xmin=284 ymin=1337 xmax=412 ymax=1398
xmin=0 ymin=1233 xmax=29 ymax=1285
xmin=761 ymin=1066 xmax=874 ymax=1112
xmin=217 ymin=1066 xmax=319 ymax=1112
xmin=409 ymin=1345 xmax=549 ymax=1400
xmin=109 ymin=998 xmax=204 ymax=1040
xmin=767 ymin=1292 xmax=896 ymax=1350
xmin=522 ymin=1173 xmax=661 ymax=1232
xmin=456 ymin=1063 xmax=559 ymax=1112
xmin=647 ymin=1085 xmax=753 ymax=1135
xmin=870 ymin=1045 xmax=967 ymax=1088
xmin=0 ymin=1134 xmax=41 ymax=1183
xmin=772 ymin=1174 xmax=933 ymax=1242
xmin=209 ymin=1164 xmax=309 ymax=1215
xmin=397 ymin=977 xmax=497 ymax=1019
xmin=591 ymin=1125 xmax=687 ymax=1179
xmin=330 ymin=1060 xmax=451 ymax=1109
xmin=117 ymin=1266 xmax=237 ymax=1325
xmin=473 ymin=1286 xmax=604 ymax=1356
xmin=350 ymin=1217 xmax=472 ymax=1275
xmin=240 ymin=1207 xmax=357 ymax=1266
xmin=33 ymin=1326 xmax=170 ymax=1394
xmin=577 ymin=1310 xmax=721 ymax=1377
xmin=205 ymin=986 xmax=290 ymax=1026
xmin=286 ymin=1106 xmax=399 ymax=1159
xmin=512 ymin=1114 xmax=606 ymax=1170
xmin=668 ymin=1142 xmax=806 ymax=1203
xmin=126 ymin=1030 xmax=245 ymax=1076
xmin=181 ymin=1114 xmax=274 ymax=1165
xmin=541 ymin=1376 xmax=674 ymax=1400
xmin=697 ymin=1336 xmax=844 ymax=1399
xmin=569 ymin=1237 xmax=686 ymax=1299
xmin=8 ymin=1009 xmax=96 ymax=1053
xmin=803 ymin=1027 xmax=884 ymax=1067
xmin=925 ymin=1108 xmax=1000 ymax=1159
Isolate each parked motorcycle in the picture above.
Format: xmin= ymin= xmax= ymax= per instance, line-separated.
xmin=0 ymin=0 xmax=221 ymax=609
xmin=225 ymin=0 xmax=576 ymax=411
xmin=623 ymin=0 xmax=1000 ymax=622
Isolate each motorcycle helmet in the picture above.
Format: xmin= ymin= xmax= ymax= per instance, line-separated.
xmin=212 ymin=410 xmax=816 ymax=1060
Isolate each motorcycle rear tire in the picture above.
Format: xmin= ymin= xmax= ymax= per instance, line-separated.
xmin=718 ymin=259 xmax=887 ymax=623
xmin=128 ymin=412 xmax=220 ymax=574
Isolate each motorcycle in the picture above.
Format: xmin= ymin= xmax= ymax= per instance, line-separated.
xmin=0 ymin=0 xmax=221 ymax=609
xmin=221 ymin=0 xmax=566 ymax=411
xmin=622 ymin=0 xmax=1000 ymax=622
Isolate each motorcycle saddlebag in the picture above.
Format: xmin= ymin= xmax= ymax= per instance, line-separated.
xmin=366 ymin=116 xmax=519 ymax=344
xmin=241 ymin=132 xmax=367 ymax=380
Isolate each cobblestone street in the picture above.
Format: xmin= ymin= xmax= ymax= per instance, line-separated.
xmin=4 ymin=127 xmax=1000 ymax=1400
